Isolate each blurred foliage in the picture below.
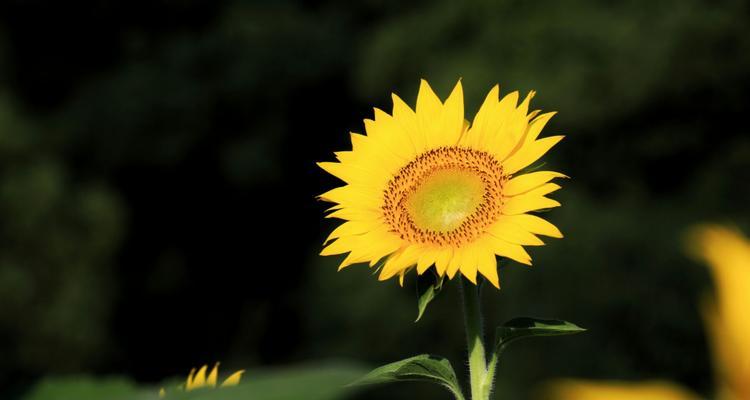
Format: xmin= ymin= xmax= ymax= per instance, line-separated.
xmin=23 ymin=363 xmax=365 ymax=400
xmin=0 ymin=92 xmax=124 ymax=374
xmin=0 ymin=0 xmax=748 ymax=399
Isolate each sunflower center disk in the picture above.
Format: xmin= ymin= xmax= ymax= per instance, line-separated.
xmin=382 ymin=147 xmax=507 ymax=246
xmin=407 ymin=170 xmax=484 ymax=233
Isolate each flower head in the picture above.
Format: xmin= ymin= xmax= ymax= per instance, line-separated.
xmin=160 ymin=363 xmax=244 ymax=397
xmin=319 ymin=80 xmax=564 ymax=288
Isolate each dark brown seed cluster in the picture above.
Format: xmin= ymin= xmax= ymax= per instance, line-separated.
xmin=382 ymin=147 xmax=507 ymax=246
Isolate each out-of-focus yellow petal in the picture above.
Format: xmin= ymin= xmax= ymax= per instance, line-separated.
xmin=689 ymin=225 xmax=750 ymax=400
xmin=168 ymin=364 xmax=244 ymax=397
xmin=207 ymin=363 xmax=219 ymax=387
xmin=191 ymin=365 xmax=208 ymax=390
xmin=221 ymin=370 xmax=245 ymax=387
xmin=185 ymin=368 xmax=197 ymax=390
xmin=544 ymin=380 xmax=700 ymax=400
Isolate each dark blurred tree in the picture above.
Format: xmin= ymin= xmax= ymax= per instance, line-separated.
xmin=0 ymin=88 xmax=124 ymax=380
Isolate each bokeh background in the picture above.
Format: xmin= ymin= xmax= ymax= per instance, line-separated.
xmin=1 ymin=0 xmax=749 ymax=399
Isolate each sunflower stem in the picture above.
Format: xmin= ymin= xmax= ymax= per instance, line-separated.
xmin=460 ymin=278 xmax=492 ymax=400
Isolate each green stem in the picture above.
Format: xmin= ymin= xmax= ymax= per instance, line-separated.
xmin=485 ymin=349 xmax=500 ymax=398
xmin=460 ymin=278 xmax=492 ymax=400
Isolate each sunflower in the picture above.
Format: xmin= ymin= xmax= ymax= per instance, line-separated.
xmin=318 ymin=80 xmax=564 ymax=288
xmin=159 ymin=363 xmax=244 ymax=398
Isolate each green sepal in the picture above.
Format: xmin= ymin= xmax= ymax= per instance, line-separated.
xmin=415 ymin=272 xmax=444 ymax=322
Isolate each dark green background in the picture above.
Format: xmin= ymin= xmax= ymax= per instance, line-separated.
xmin=1 ymin=0 xmax=748 ymax=399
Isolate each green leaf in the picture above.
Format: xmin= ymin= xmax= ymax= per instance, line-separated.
xmin=24 ymin=363 xmax=367 ymax=400
xmin=349 ymin=354 xmax=464 ymax=399
xmin=415 ymin=273 xmax=444 ymax=322
xmin=495 ymin=317 xmax=585 ymax=353
xmin=175 ymin=363 xmax=366 ymax=400
xmin=23 ymin=377 xmax=152 ymax=400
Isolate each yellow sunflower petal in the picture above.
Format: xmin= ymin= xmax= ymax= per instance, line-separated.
xmin=527 ymin=109 xmax=542 ymax=120
xmin=318 ymin=186 xmax=381 ymax=210
xmin=500 ymin=214 xmax=563 ymax=238
xmin=416 ymin=248 xmax=438 ymax=274
xmin=415 ymin=79 xmax=465 ymax=148
xmin=416 ymin=79 xmax=444 ymax=146
xmin=207 ymin=363 xmax=219 ymax=387
xmin=503 ymin=135 xmax=564 ymax=175
xmin=486 ymin=219 xmax=545 ymax=246
xmin=500 ymin=91 xmax=536 ymax=159
xmin=362 ymin=120 xmax=406 ymax=162
xmin=324 ymin=207 xmax=381 ymax=222
xmin=545 ymin=379 xmax=701 ymax=400
xmin=186 ymin=368 xmax=197 ymax=390
xmin=689 ymin=225 xmax=750 ymax=393
xmin=379 ymin=246 xmax=421 ymax=281
xmin=525 ymin=111 xmax=557 ymax=143
xmin=458 ymin=246 xmax=479 ymax=284
xmin=373 ymin=107 xmax=418 ymax=156
xmin=446 ymin=248 xmax=464 ymax=279
xmin=464 ymin=84 xmax=500 ymax=148
xmin=191 ymin=365 xmax=208 ymax=389
xmin=504 ymin=171 xmax=567 ymax=196
xmin=434 ymin=247 xmax=453 ymax=276
xmin=391 ymin=93 xmax=426 ymax=153
xmin=324 ymin=218 xmax=384 ymax=244
xmin=321 ymin=226 xmax=400 ymax=257
xmin=221 ymin=370 xmax=245 ymax=387
xmin=502 ymin=186 xmax=561 ymax=215
xmin=476 ymin=249 xmax=500 ymax=289
xmin=439 ymin=80 xmax=464 ymax=146
xmin=480 ymin=91 xmax=520 ymax=158
xmin=483 ymin=234 xmax=532 ymax=265
xmin=398 ymin=268 xmax=411 ymax=286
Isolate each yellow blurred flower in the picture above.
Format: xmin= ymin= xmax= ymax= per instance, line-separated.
xmin=544 ymin=380 xmax=700 ymax=400
xmin=319 ymin=80 xmax=564 ymax=288
xmin=691 ymin=225 xmax=750 ymax=400
xmin=544 ymin=224 xmax=750 ymax=400
xmin=159 ymin=363 xmax=244 ymax=397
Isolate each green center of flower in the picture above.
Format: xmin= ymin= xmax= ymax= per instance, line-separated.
xmin=382 ymin=146 xmax=506 ymax=246
xmin=407 ymin=169 xmax=485 ymax=233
